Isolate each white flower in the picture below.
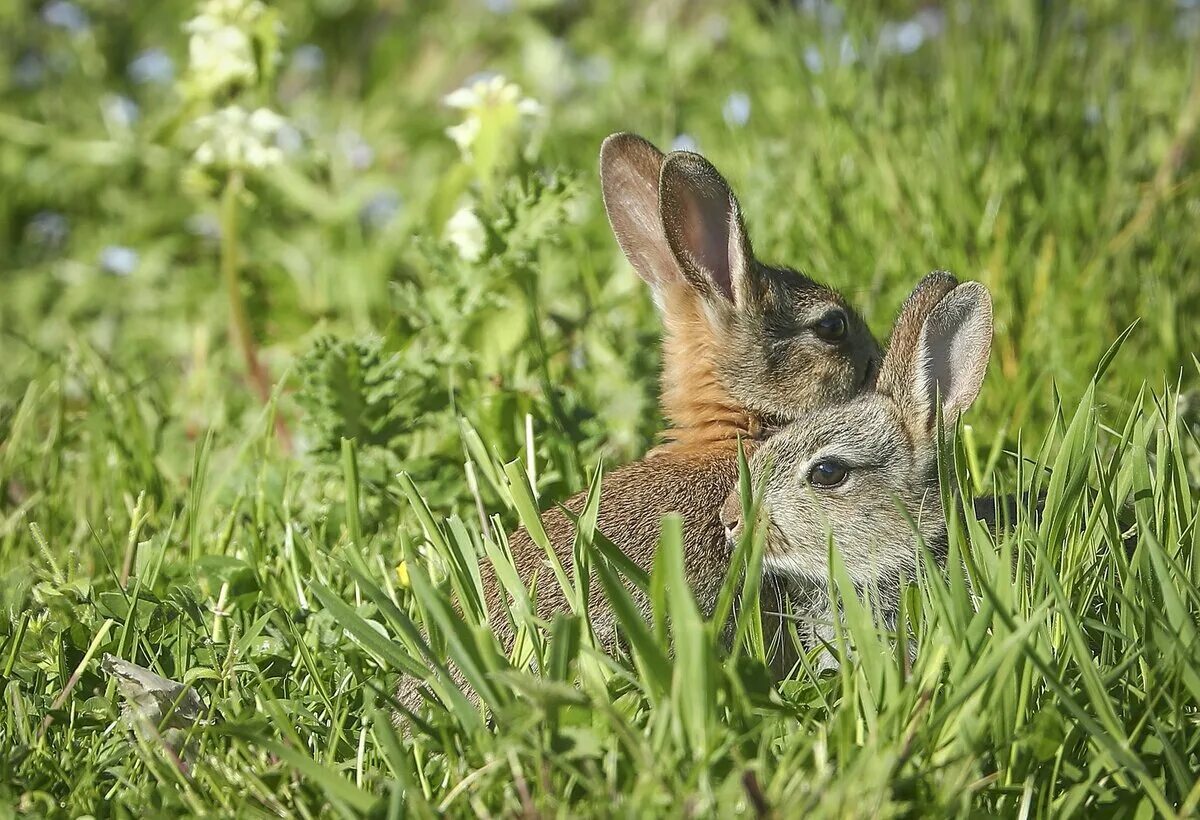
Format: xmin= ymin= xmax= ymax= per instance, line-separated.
xmin=722 ymin=92 xmax=751 ymax=128
xmin=445 ymin=206 xmax=487 ymax=262
xmin=443 ymin=73 xmax=541 ymax=162
xmin=187 ymin=20 xmax=257 ymax=95
xmin=192 ymin=105 xmax=288 ymax=170
xmin=445 ymin=118 xmax=481 ymax=157
xmin=99 ymin=246 xmax=140 ymax=277
xmin=245 ymin=106 xmax=285 ymax=132
xmin=878 ymin=10 xmax=944 ymax=57
xmin=182 ymin=0 xmax=280 ymax=98
xmin=838 ymin=34 xmax=859 ymax=66
xmin=443 ymin=73 xmax=540 ymax=114
xmin=42 ymin=1 xmax=89 ymax=32
xmin=101 ymin=94 xmax=140 ymax=130
xmin=128 ymin=48 xmax=175 ymax=85
xmin=803 ymin=45 xmax=824 ymax=74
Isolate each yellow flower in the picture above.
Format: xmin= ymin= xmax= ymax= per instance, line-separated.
xmin=395 ymin=561 xmax=410 ymax=588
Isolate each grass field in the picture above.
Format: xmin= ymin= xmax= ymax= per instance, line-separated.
xmin=3 ymin=0 xmax=1200 ymax=816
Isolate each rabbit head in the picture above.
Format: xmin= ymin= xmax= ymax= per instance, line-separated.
xmin=719 ymin=272 xmax=993 ymax=603
xmin=600 ymin=133 xmax=881 ymax=439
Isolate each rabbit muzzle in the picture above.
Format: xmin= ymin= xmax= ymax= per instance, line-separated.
xmin=719 ymin=491 xmax=744 ymax=547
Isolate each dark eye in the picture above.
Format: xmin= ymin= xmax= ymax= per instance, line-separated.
xmin=812 ymin=311 xmax=848 ymax=343
xmin=808 ymin=459 xmax=850 ymax=488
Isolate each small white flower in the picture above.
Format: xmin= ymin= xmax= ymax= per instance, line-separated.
xmin=186 ymin=20 xmax=256 ymax=95
xmin=99 ymin=246 xmax=139 ymax=276
xmin=838 ymin=34 xmax=859 ymax=66
xmin=878 ymin=11 xmax=943 ymax=57
xmin=803 ymin=46 xmax=824 ymax=74
xmin=192 ymin=105 xmax=289 ymax=170
xmin=183 ymin=0 xmax=280 ymax=98
xmin=102 ymin=94 xmax=140 ymax=130
xmin=443 ymin=74 xmax=542 ymax=115
xmin=128 ymin=48 xmax=175 ymax=85
xmin=722 ymin=92 xmax=751 ymax=128
xmin=893 ymin=20 xmax=925 ymax=53
xmin=246 ymin=106 xmax=285 ymax=132
xmin=42 ymin=0 xmax=89 ymax=32
xmin=186 ymin=213 xmax=221 ymax=240
xmin=444 ymin=119 xmax=481 ymax=156
xmin=445 ymin=206 xmax=487 ymax=262
xmin=290 ymin=44 xmax=325 ymax=74
xmin=443 ymin=73 xmax=541 ymax=161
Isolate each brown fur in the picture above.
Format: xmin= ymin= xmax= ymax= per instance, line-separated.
xmin=496 ymin=440 xmax=747 ymax=636
xmin=657 ymin=283 xmax=755 ymax=445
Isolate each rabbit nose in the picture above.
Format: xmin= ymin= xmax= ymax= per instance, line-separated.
xmin=724 ymin=517 xmax=742 ymax=545
xmin=720 ymin=494 xmax=743 ymax=545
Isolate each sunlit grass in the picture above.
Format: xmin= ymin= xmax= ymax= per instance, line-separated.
xmin=2 ymin=0 xmax=1199 ymax=816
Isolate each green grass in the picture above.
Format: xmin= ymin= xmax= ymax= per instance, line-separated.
xmin=2 ymin=0 xmax=1200 ymax=816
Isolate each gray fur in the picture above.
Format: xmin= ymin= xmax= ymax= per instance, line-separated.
xmin=721 ymin=277 xmax=994 ymax=667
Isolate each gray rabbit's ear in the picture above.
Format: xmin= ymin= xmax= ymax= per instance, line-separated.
xmin=658 ymin=150 xmax=755 ymax=311
xmin=600 ymin=133 xmax=678 ymax=304
xmin=881 ymin=276 xmax=993 ymax=437
xmin=879 ymin=271 xmax=959 ymax=390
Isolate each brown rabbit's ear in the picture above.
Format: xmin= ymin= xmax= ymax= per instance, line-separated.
xmin=600 ymin=133 xmax=677 ymax=301
xmin=659 ymin=151 xmax=754 ymax=310
xmin=881 ymin=278 xmax=993 ymax=437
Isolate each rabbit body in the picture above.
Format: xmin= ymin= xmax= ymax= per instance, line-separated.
xmin=399 ymin=133 xmax=880 ymax=714
xmin=499 ymin=439 xmax=743 ymax=639
xmin=494 ymin=134 xmax=879 ymax=647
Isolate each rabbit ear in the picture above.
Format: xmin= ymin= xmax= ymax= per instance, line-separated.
xmin=659 ymin=151 xmax=754 ymax=309
xmin=881 ymin=271 xmax=960 ymax=382
xmin=881 ymin=278 xmax=993 ymax=436
xmin=600 ymin=133 xmax=678 ymax=301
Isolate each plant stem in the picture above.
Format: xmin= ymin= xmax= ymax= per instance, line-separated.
xmin=219 ymin=170 xmax=291 ymax=450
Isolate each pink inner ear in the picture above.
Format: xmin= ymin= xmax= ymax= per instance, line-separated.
xmin=618 ymin=169 xmax=671 ymax=283
xmin=678 ymin=181 xmax=735 ymax=302
xmin=601 ymin=136 xmax=678 ymax=293
xmin=912 ymin=284 xmax=993 ymax=430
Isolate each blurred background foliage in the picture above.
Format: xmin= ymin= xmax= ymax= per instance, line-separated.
xmin=2 ymin=0 xmax=1198 ymax=542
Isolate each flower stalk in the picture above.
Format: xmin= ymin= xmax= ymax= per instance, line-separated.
xmin=219 ymin=170 xmax=290 ymax=448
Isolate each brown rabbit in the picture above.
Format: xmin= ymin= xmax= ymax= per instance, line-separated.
xmin=719 ymin=272 xmax=993 ymax=668
xmin=398 ymin=134 xmax=881 ymax=715
xmin=491 ymin=134 xmax=881 ymax=647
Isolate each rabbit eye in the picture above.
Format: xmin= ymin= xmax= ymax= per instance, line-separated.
xmin=812 ymin=310 xmax=848 ymax=343
xmin=808 ymin=459 xmax=850 ymax=488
